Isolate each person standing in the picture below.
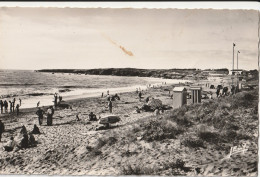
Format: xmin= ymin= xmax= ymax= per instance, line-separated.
xmin=4 ymin=100 xmax=8 ymax=113
xmin=37 ymin=101 xmax=40 ymax=108
xmin=0 ymin=100 xmax=3 ymax=114
xmin=0 ymin=120 xmax=5 ymax=142
xmin=13 ymin=98 xmax=16 ymax=106
xmin=46 ymin=107 xmax=52 ymax=126
xmin=138 ymin=92 xmax=142 ymax=101
xmin=16 ymin=104 xmax=20 ymax=116
xmin=54 ymin=93 xmax=58 ymax=107
xmin=50 ymin=106 xmax=54 ymax=125
xmin=216 ymin=88 xmax=220 ymax=98
xmin=36 ymin=107 xmax=44 ymax=126
xmin=12 ymin=100 xmax=15 ymax=112
xmin=108 ymin=100 xmax=112 ymax=113
xmin=9 ymin=101 xmax=12 ymax=113
xmin=19 ymin=98 xmax=22 ymax=106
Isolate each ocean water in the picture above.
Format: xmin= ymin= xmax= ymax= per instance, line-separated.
xmin=0 ymin=70 xmax=185 ymax=108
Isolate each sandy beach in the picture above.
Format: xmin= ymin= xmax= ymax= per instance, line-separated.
xmin=0 ymin=77 xmax=257 ymax=176
xmin=0 ymin=84 xmax=176 ymax=174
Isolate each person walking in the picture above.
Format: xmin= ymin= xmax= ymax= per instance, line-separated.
xmin=0 ymin=120 xmax=5 ymax=142
xmin=108 ymin=100 xmax=113 ymax=113
xmin=36 ymin=107 xmax=44 ymax=126
xmin=19 ymin=98 xmax=22 ymax=106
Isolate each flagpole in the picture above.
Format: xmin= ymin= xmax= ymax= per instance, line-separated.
xmin=232 ymin=43 xmax=235 ymax=85
xmin=232 ymin=43 xmax=235 ymax=75
xmin=237 ymin=51 xmax=239 ymax=70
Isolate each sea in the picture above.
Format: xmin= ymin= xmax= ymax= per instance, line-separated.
xmin=0 ymin=70 xmax=187 ymax=109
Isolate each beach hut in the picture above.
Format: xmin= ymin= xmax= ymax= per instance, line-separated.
xmin=172 ymin=87 xmax=187 ymax=109
xmin=190 ymin=86 xmax=202 ymax=104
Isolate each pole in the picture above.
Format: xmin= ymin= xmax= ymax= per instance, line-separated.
xmin=232 ymin=43 xmax=235 ymax=85
xmin=237 ymin=51 xmax=239 ymax=70
xmin=236 ymin=51 xmax=239 ymax=90
xmin=232 ymin=44 xmax=235 ymax=75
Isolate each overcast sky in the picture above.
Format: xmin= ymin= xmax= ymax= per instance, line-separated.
xmin=0 ymin=8 xmax=258 ymax=70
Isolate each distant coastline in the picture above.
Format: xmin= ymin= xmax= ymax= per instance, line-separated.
xmin=36 ymin=68 xmax=232 ymax=80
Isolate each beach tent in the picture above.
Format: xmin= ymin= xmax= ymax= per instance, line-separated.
xmin=172 ymin=87 xmax=187 ymax=109
xmin=210 ymin=85 xmax=215 ymax=89
xmin=147 ymin=99 xmax=163 ymax=110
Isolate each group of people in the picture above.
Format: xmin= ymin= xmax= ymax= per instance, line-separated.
xmin=216 ymin=85 xmax=238 ymax=98
xmin=54 ymin=93 xmax=63 ymax=107
xmin=0 ymin=98 xmax=21 ymax=115
xmin=103 ymin=90 xmax=113 ymax=113
xmin=36 ymin=106 xmax=54 ymax=126
xmin=2 ymin=125 xmax=39 ymax=152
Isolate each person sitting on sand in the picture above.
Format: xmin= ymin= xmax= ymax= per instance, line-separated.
xmin=28 ymin=133 xmax=37 ymax=147
xmin=20 ymin=125 xmax=27 ymax=135
xmin=3 ymin=137 xmax=17 ymax=152
xmin=89 ymin=112 xmax=97 ymax=121
xmin=18 ymin=134 xmax=29 ymax=149
xmin=0 ymin=120 xmax=5 ymax=142
xmin=36 ymin=107 xmax=44 ymax=126
xmin=154 ymin=108 xmax=160 ymax=116
xmin=31 ymin=124 xmax=41 ymax=134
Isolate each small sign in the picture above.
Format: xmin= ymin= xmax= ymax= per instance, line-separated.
xmin=227 ymin=143 xmax=248 ymax=158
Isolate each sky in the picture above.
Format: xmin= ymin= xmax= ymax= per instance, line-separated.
xmin=0 ymin=7 xmax=258 ymax=70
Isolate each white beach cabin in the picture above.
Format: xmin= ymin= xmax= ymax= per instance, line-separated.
xmin=172 ymin=87 xmax=187 ymax=109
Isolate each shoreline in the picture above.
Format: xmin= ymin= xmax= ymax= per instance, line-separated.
xmin=0 ymin=74 xmax=257 ymax=175
xmin=0 ymin=76 xmax=191 ymax=110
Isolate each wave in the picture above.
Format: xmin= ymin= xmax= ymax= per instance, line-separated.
xmin=0 ymin=83 xmax=44 ymax=86
xmin=61 ymin=85 xmax=95 ymax=89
